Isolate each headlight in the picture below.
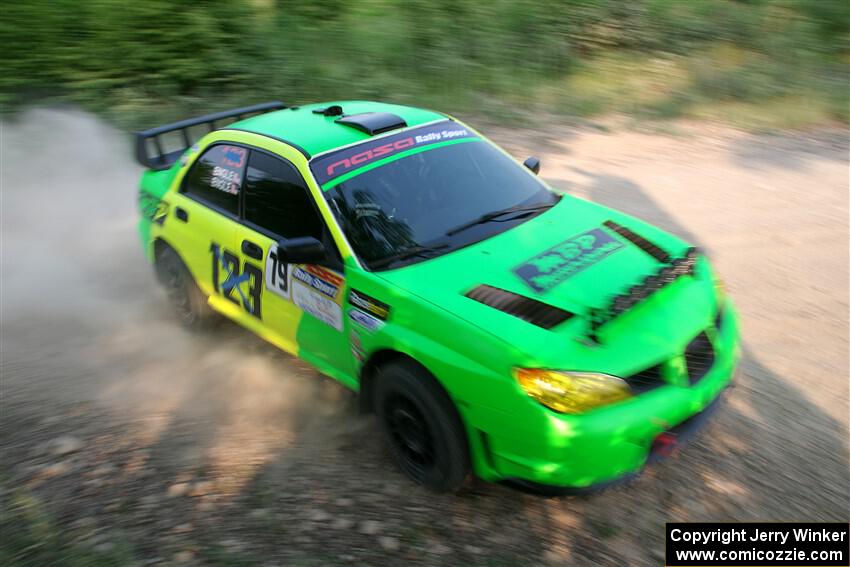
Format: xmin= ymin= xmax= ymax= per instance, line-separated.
xmin=513 ymin=369 xmax=632 ymax=414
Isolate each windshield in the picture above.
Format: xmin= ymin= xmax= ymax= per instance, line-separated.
xmin=312 ymin=121 xmax=558 ymax=270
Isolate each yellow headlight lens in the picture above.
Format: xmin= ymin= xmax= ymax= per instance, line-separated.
xmin=513 ymin=369 xmax=632 ymax=414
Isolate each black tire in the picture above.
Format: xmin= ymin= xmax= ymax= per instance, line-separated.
xmin=374 ymin=360 xmax=470 ymax=492
xmin=155 ymin=246 xmax=217 ymax=329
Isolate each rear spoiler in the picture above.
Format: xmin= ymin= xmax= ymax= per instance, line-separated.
xmin=134 ymin=101 xmax=287 ymax=170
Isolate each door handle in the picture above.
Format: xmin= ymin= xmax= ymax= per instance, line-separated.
xmin=241 ymin=240 xmax=263 ymax=260
xmin=175 ymin=207 xmax=188 ymax=222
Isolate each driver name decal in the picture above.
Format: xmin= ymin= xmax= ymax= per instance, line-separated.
xmin=311 ymin=121 xmax=478 ymax=186
xmin=514 ymin=228 xmax=624 ymax=293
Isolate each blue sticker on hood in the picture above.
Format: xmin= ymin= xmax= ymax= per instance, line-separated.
xmin=514 ymin=228 xmax=624 ymax=293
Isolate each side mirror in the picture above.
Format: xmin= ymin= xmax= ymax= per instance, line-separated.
xmin=523 ymin=156 xmax=541 ymax=175
xmin=277 ymin=236 xmax=327 ymax=265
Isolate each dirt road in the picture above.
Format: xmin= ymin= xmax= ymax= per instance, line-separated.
xmin=2 ymin=110 xmax=848 ymax=566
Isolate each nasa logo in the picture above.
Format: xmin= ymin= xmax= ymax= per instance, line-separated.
xmin=326 ymin=137 xmax=415 ymax=177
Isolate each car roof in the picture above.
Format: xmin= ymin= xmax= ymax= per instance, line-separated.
xmin=229 ymin=101 xmax=446 ymax=158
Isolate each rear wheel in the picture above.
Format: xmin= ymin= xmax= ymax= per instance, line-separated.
xmin=374 ymin=360 xmax=470 ymax=492
xmin=155 ymin=246 xmax=217 ymax=329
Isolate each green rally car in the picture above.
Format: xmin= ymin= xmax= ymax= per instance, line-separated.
xmin=135 ymin=100 xmax=740 ymax=493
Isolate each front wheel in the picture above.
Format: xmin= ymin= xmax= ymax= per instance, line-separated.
xmin=374 ymin=360 xmax=470 ymax=492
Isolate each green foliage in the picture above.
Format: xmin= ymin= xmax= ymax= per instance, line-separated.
xmin=0 ymin=0 xmax=847 ymax=127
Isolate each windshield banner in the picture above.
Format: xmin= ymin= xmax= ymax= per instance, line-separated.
xmin=311 ymin=120 xmax=478 ymax=186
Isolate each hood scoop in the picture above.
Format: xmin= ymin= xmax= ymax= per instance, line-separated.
xmin=466 ymin=285 xmax=573 ymax=330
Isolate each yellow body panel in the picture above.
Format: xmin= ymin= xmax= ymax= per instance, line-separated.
xmin=150 ymin=129 xmax=356 ymax=357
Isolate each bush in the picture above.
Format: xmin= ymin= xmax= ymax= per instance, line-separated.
xmin=1 ymin=0 xmax=847 ymax=127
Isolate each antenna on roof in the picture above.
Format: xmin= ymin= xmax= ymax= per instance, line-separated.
xmin=312 ymin=105 xmax=344 ymax=117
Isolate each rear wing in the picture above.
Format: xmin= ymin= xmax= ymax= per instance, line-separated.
xmin=134 ymin=101 xmax=287 ymax=170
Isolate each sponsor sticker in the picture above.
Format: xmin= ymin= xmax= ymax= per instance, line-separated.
xmin=348 ymin=290 xmax=390 ymax=321
xmin=221 ymin=146 xmax=247 ymax=168
xmin=350 ymin=331 xmax=366 ymax=362
xmin=514 ymin=228 xmax=625 ymax=293
xmin=310 ymin=121 xmax=478 ymax=185
xmin=211 ymin=166 xmax=241 ymax=195
xmin=208 ymin=145 xmax=246 ymax=195
xmin=289 ymin=264 xmax=345 ymax=331
xmin=139 ymin=192 xmax=169 ymax=225
xmin=291 ymin=265 xmax=342 ymax=300
xmin=348 ymin=308 xmax=385 ymax=332
xmin=305 ymin=265 xmax=344 ymax=290
xmin=292 ymin=280 xmax=343 ymax=331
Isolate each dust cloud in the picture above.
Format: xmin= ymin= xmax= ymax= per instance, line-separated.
xmin=1 ymin=109 xmax=356 ymax=491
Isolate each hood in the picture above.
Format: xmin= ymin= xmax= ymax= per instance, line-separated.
xmin=377 ymin=195 xmax=715 ymax=370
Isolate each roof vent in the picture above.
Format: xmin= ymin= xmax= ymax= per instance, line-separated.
xmin=466 ymin=285 xmax=573 ymax=330
xmin=312 ymin=105 xmax=344 ymax=117
xmin=335 ymin=112 xmax=407 ymax=135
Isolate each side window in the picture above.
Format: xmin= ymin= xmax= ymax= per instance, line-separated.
xmin=182 ymin=144 xmax=247 ymax=215
xmin=244 ymin=151 xmax=324 ymax=240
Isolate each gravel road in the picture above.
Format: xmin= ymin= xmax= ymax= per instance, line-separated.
xmin=2 ymin=110 xmax=847 ymax=566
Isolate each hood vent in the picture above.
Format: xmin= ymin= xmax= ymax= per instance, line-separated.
xmin=603 ymin=220 xmax=671 ymax=263
xmin=587 ymin=247 xmax=700 ymax=341
xmin=466 ymin=285 xmax=573 ymax=330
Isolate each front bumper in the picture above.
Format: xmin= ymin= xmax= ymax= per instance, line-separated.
xmin=480 ymin=303 xmax=741 ymax=492
xmin=501 ymin=387 xmax=729 ymax=495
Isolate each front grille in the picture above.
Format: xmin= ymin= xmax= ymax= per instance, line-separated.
xmin=465 ymin=284 xmax=574 ymax=330
xmin=626 ymin=364 xmax=665 ymax=394
xmin=684 ymin=332 xmax=715 ymax=385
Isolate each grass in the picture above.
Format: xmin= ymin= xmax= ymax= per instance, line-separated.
xmin=526 ymin=46 xmax=848 ymax=130
xmin=2 ymin=1 xmax=847 ymax=131
xmin=550 ymin=53 xmax=692 ymax=117
xmin=688 ymin=95 xmax=841 ymax=131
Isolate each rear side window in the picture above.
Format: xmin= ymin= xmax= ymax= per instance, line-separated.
xmin=182 ymin=144 xmax=248 ymax=215
xmin=243 ymin=151 xmax=323 ymax=240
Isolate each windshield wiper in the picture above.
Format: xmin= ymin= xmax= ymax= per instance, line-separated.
xmin=445 ymin=201 xmax=558 ymax=237
xmin=369 ymin=242 xmax=451 ymax=270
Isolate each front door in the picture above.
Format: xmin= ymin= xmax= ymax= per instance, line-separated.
xmin=236 ymin=148 xmax=353 ymax=377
